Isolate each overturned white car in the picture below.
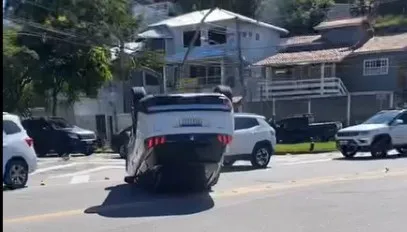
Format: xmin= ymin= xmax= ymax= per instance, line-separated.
xmin=124 ymin=86 xmax=234 ymax=191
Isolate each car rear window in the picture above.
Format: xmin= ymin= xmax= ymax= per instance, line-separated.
xmin=234 ymin=117 xmax=259 ymax=130
xmin=3 ymin=120 xmax=22 ymax=135
xmin=139 ymin=94 xmax=232 ymax=113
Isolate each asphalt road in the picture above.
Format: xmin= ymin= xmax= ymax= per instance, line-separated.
xmin=3 ymin=151 xmax=407 ymax=232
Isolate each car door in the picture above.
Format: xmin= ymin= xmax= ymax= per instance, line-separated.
xmin=228 ymin=117 xmax=260 ymax=156
xmin=3 ymin=120 xmax=23 ymax=176
xmin=3 ymin=130 xmax=11 ymax=176
xmin=390 ymin=112 xmax=407 ymax=146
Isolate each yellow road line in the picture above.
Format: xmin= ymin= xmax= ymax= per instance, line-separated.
xmin=4 ymin=168 xmax=407 ymax=224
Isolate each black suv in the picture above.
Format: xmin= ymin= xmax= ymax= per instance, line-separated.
xmin=22 ymin=117 xmax=97 ymax=157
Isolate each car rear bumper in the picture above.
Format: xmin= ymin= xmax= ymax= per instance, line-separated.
xmin=142 ymin=133 xmax=226 ymax=186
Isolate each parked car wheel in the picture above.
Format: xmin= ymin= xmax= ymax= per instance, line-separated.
xmin=340 ymin=149 xmax=357 ymax=159
xmin=370 ymin=136 xmax=391 ymax=158
xmin=222 ymin=160 xmax=234 ymax=167
xmin=84 ymin=148 xmax=95 ymax=156
xmin=4 ymin=159 xmax=29 ymax=189
xmin=250 ymin=144 xmax=272 ymax=169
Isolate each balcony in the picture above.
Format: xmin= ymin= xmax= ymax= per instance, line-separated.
xmin=167 ymin=76 xmax=222 ymax=93
xmin=250 ymin=77 xmax=348 ymax=101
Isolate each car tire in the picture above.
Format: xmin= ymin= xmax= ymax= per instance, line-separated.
xmin=222 ymin=160 xmax=234 ymax=167
xmin=340 ymin=147 xmax=357 ymax=158
xmin=213 ymin=85 xmax=233 ymax=102
xmin=370 ymin=136 xmax=391 ymax=159
xmin=206 ymin=171 xmax=220 ymax=190
xmin=250 ymin=144 xmax=272 ymax=169
xmin=34 ymin=145 xmax=48 ymax=157
xmin=4 ymin=159 xmax=29 ymax=189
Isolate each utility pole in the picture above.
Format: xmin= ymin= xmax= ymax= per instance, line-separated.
xmin=236 ymin=17 xmax=246 ymax=108
xmin=179 ymin=6 xmax=217 ymax=89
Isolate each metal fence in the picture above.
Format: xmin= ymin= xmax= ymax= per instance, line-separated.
xmin=247 ymin=91 xmax=394 ymax=126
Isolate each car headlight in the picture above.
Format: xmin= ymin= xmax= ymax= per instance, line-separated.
xmin=68 ymin=133 xmax=79 ymax=139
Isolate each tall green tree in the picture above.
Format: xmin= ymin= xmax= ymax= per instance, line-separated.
xmin=273 ymin=0 xmax=334 ymax=35
xmin=3 ymin=28 xmax=39 ymax=114
xmin=7 ymin=0 xmax=144 ymax=115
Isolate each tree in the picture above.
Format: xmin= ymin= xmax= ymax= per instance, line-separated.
xmin=7 ymin=0 xmax=142 ymax=115
xmin=3 ymin=28 xmax=39 ymax=114
xmin=273 ymin=0 xmax=334 ymax=35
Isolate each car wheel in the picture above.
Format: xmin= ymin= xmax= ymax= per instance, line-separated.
xmin=34 ymin=145 xmax=48 ymax=157
xmin=250 ymin=144 xmax=272 ymax=169
xmin=340 ymin=147 xmax=357 ymax=158
xmin=84 ymin=148 xmax=94 ymax=156
xmin=206 ymin=171 xmax=220 ymax=190
xmin=370 ymin=136 xmax=391 ymax=159
xmin=396 ymin=148 xmax=407 ymax=156
xmin=222 ymin=160 xmax=234 ymax=167
xmin=4 ymin=159 xmax=29 ymax=189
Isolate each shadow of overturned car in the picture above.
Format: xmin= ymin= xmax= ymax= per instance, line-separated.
xmin=84 ymin=184 xmax=214 ymax=218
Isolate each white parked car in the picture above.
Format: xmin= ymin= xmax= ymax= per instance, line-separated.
xmin=223 ymin=113 xmax=277 ymax=168
xmin=336 ymin=109 xmax=407 ymax=158
xmin=3 ymin=112 xmax=37 ymax=189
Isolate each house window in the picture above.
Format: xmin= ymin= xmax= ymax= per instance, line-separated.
xmin=189 ymin=65 xmax=206 ymax=78
xmin=255 ymin=33 xmax=260 ymax=40
xmin=242 ymin=32 xmax=247 ymax=38
xmin=363 ymin=58 xmax=389 ymax=76
xmin=183 ymin=30 xmax=201 ymax=47
xmin=208 ymin=27 xmax=227 ymax=45
xmin=248 ymin=32 xmax=252 ymax=37
xmin=324 ymin=63 xmax=335 ymax=78
xmin=145 ymin=73 xmax=160 ymax=86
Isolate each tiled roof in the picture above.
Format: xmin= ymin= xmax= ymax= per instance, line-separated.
xmin=280 ymin=35 xmax=322 ymax=47
xmin=254 ymin=48 xmax=352 ymax=66
xmin=314 ymin=17 xmax=368 ymax=30
xmin=353 ymin=33 xmax=407 ymax=54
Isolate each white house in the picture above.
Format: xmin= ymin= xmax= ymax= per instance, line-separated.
xmin=137 ymin=8 xmax=289 ymax=94
xmin=49 ymin=7 xmax=288 ymax=143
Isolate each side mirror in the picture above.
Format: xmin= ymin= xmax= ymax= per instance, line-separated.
xmin=392 ymin=119 xmax=404 ymax=126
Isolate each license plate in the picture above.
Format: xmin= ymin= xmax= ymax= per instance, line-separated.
xmin=86 ymin=141 xmax=93 ymax=144
xmin=179 ymin=118 xmax=203 ymax=127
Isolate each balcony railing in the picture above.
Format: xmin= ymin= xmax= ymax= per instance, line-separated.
xmin=167 ymin=76 xmax=222 ymax=92
xmin=250 ymin=77 xmax=349 ymax=101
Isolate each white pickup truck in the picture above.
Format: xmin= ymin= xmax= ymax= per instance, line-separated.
xmin=336 ymin=109 xmax=407 ymax=158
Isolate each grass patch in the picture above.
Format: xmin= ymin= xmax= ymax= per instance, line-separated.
xmin=95 ymin=146 xmax=114 ymax=153
xmin=375 ymin=15 xmax=407 ymax=28
xmin=275 ymin=142 xmax=337 ymax=155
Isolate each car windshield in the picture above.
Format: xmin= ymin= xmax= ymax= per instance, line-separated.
xmin=362 ymin=111 xmax=400 ymax=124
xmin=49 ymin=118 xmax=73 ymax=129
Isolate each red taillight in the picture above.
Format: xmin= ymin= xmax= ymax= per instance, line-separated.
xmin=25 ymin=137 xmax=34 ymax=147
xmin=217 ymin=134 xmax=232 ymax=146
xmin=146 ymin=136 xmax=166 ymax=149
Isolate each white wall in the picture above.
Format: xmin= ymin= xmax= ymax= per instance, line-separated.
xmin=165 ymin=20 xmax=282 ymax=63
